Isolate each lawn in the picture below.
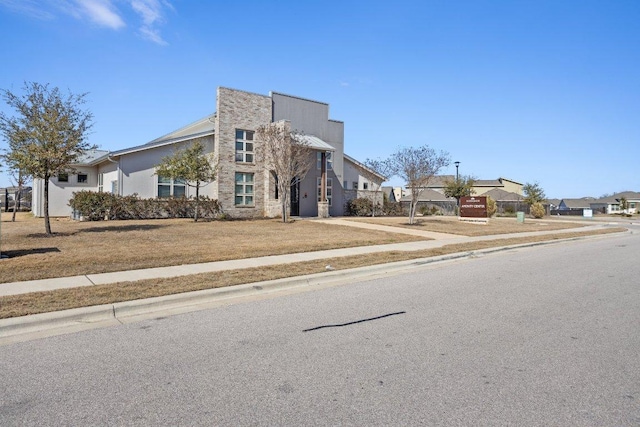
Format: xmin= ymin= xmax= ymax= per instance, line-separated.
xmin=0 ymin=213 xmax=424 ymax=283
xmin=343 ymin=216 xmax=585 ymax=236
xmin=0 ymin=227 xmax=625 ymax=319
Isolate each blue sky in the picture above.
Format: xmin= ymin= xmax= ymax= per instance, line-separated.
xmin=1 ymin=0 xmax=638 ymax=199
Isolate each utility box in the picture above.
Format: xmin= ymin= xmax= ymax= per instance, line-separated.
xmin=517 ymin=211 xmax=525 ymax=223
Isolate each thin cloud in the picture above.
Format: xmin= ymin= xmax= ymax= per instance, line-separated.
xmin=74 ymin=0 xmax=125 ymax=29
xmin=130 ymin=0 xmax=172 ymax=45
xmin=0 ymin=0 xmax=174 ymax=45
xmin=0 ymin=0 xmax=56 ymax=20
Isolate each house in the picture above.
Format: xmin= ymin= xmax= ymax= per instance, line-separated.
xmin=416 ymin=176 xmax=524 ymax=196
xmin=557 ymin=198 xmax=595 ymax=211
xmin=590 ymin=191 xmax=640 ymax=214
xmin=399 ymin=188 xmax=457 ymax=215
xmin=32 ymin=87 xmax=384 ymax=219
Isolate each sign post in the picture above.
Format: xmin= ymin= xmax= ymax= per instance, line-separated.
xmin=459 ymin=196 xmax=488 ymax=224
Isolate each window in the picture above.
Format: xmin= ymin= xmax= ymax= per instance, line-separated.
xmin=235 ymin=129 xmax=254 ymax=163
xmin=77 ymin=173 xmax=88 ymax=184
xmin=235 ymin=172 xmax=254 ymax=205
xmin=353 ymin=181 xmax=358 ymax=190
xmin=363 ymin=182 xmax=369 ymax=190
xmin=316 ymin=151 xmax=333 ymax=170
xmin=158 ymin=176 xmax=186 ymax=198
xmin=111 ymin=180 xmax=118 ymax=194
xmin=98 ymin=174 xmax=104 ymax=192
xmin=58 ymin=173 xmax=68 ymax=182
xmin=317 ymin=177 xmax=333 ymax=206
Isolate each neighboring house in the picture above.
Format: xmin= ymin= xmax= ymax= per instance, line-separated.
xmin=417 ymin=176 xmax=524 ymax=196
xmin=557 ymin=198 xmax=595 ymax=211
xmin=342 ymin=154 xmax=386 ymax=204
xmin=590 ymin=191 xmax=640 ymax=214
xmin=32 ymin=87 xmax=376 ymax=219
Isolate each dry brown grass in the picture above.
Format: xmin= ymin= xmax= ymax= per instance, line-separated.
xmin=0 ymin=213 xmax=426 ymax=282
xmin=0 ymin=227 xmax=625 ymax=319
xmin=345 ymin=216 xmax=585 ymax=236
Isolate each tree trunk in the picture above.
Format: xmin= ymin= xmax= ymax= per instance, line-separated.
xmin=281 ymin=188 xmax=288 ymax=223
xmin=194 ymin=182 xmax=200 ymax=222
xmin=11 ymin=188 xmax=19 ymax=222
xmin=44 ymin=175 xmax=52 ymax=235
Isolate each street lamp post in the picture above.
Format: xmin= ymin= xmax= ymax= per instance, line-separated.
xmin=454 ymin=161 xmax=461 ymax=213
xmin=455 ymin=161 xmax=460 ymax=181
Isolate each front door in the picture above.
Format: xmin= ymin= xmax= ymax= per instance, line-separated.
xmin=290 ymin=180 xmax=300 ymax=216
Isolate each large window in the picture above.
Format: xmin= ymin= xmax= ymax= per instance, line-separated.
xmin=58 ymin=173 xmax=68 ymax=182
xmin=317 ymin=177 xmax=333 ymax=206
xmin=158 ymin=176 xmax=186 ymax=198
xmin=316 ymin=151 xmax=333 ymax=170
xmin=77 ymin=173 xmax=88 ymax=184
xmin=235 ymin=129 xmax=254 ymax=163
xmin=235 ymin=172 xmax=254 ymax=205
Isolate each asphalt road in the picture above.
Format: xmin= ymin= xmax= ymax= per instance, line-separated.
xmin=1 ymin=230 xmax=639 ymax=426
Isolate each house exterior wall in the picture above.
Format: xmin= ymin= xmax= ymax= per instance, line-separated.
xmin=215 ymin=87 xmax=272 ymax=218
xmin=115 ymin=136 xmax=215 ymax=199
xmin=272 ymin=93 xmax=345 ymax=216
xmin=39 ymin=166 xmax=99 ymax=217
xmin=500 ymin=179 xmax=523 ymax=195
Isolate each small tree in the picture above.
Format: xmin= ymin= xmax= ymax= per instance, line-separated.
xmin=362 ymin=158 xmax=394 ymax=217
xmin=486 ymin=196 xmax=497 ymax=217
xmin=154 ymin=139 xmax=218 ymax=222
xmin=386 ymin=145 xmax=450 ymax=225
xmin=619 ymin=197 xmax=629 ymax=214
xmin=0 ymin=82 xmax=94 ymax=234
xmin=256 ymin=121 xmax=314 ymax=223
xmin=443 ymin=175 xmax=476 ymax=210
xmin=523 ymin=182 xmax=546 ymax=206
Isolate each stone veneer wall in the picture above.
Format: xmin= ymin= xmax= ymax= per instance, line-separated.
xmin=215 ymin=87 xmax=273 ymax=218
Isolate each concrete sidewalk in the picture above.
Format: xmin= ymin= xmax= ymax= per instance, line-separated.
xmin=0 ymin=219 xmax=615 ymax=298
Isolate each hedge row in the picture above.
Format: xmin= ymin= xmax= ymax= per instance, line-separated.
xmin=68 ymin=191 xmax=223 ymax=221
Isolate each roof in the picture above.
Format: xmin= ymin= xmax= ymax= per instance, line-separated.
xmin=400 ymin=188 xmax=455 ymax=202
xmin=474 ymin=179 xmax=503 ymax=187
xmin=76 ymin=149 xmax=110 ymax=166
xmin=109 ymin=114 xmax=215 ymax=158
xmin=499 ymin=177 xmax=523 ymax=185
xmin=298 ymin=135 xmax=336 ymax=151
xmin=480 ymin=188 xmax=523 ymax=201
xmin=595 ymin=191 xmax=640 ymax=203
xmin=343 ymin=154 xmax=386 ymax=181
xmin=559 ymin=198 xmax=593 ymax=209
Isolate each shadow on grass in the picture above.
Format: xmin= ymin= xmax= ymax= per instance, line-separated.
xmin=3 ymin=247 xmax=61 ymax=258
xmin=75 ymin=224 xmax=167 ymax=233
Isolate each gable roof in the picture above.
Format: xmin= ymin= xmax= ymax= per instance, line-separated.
xmin=559 ymin=198 xmax=593 ymax=209
xmin=595 ymin=191 xmax=640 ymax=203
xmin=481 ymin=188 xmax=523 ymax=201
xmin=76 ymin=149 xmax=110 ymax=166
xmin=109 ymin=114 xmax=215 ymax=157
xmin=343 ymin=154 xmax=386 ymax=181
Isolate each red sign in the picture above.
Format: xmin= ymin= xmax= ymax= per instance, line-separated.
xmin=460 ymin=196 xmax=488 ymax=218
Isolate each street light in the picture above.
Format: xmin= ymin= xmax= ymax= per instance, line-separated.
xmin=455 ymin=161 xmax=460 ymax=181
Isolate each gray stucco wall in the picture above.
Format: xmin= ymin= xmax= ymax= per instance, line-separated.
xmin=271 ymin=93 xmax=345 ymax=216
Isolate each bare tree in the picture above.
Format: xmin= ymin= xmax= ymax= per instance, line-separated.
xmin=256 ymin=121 xmax=314 ymax=223
xmin=0 ymin=82 xmax=94 ymax=234
xmin=362 ymin=158 xmax=393 ymax=217
xmin=387 ymin=146 xmax=450 ymax=224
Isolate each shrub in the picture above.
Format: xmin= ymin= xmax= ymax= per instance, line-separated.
xmin=346 ymin=197 xmax=373 ymax=216
xmin=530 ymin=202 xmax=545 ymax=219
xmin=486 ymin=197 xmax=497 ymax=217
xmin=383 ymin=201 xmax=405 ymax=216
xmin=69 ymin=191 xmax=223 ymax=221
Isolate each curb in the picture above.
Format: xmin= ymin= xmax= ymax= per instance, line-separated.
xmin=0 ymin=229 xmax=630 ymax=341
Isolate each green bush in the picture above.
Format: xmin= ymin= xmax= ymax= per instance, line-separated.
xmin=346 ymin=197 xmax=373 ymax=216
xmin=69 ymin=191 xmax=223 ymax=221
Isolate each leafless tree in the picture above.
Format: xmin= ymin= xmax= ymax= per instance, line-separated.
xmin=256 ymin=121 xmax=314 ymax=223
xmin=387 ymin=145 xmax=450 ymax=224
xmin=361 ymin=158 xmax=393 ymax=216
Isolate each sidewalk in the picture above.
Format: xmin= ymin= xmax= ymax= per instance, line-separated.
xmin=0 ymin=219 xmax=614 ymax=298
